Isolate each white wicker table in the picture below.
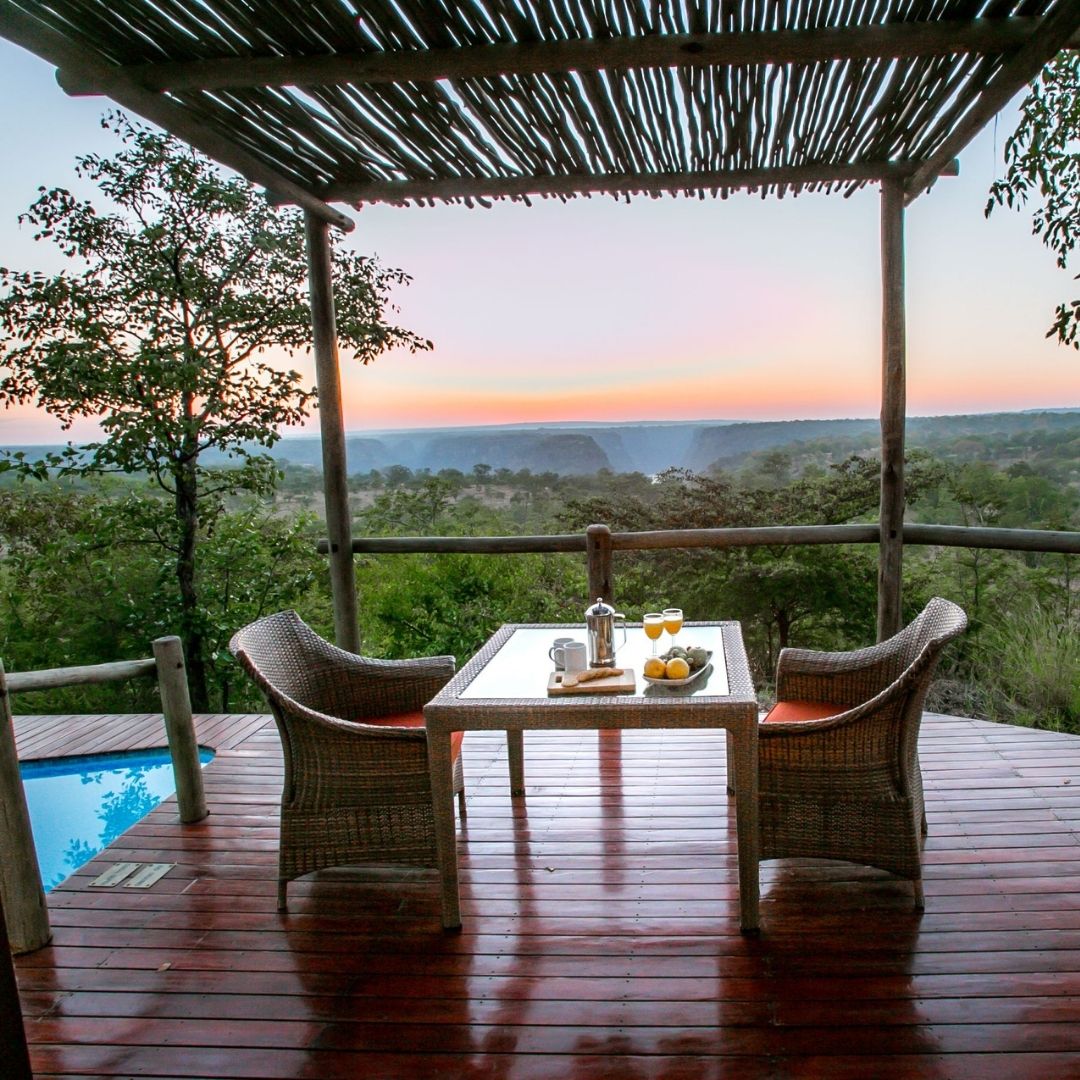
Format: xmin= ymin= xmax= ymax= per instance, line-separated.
xmin=424 ymin=622 xmax=761 ymax=932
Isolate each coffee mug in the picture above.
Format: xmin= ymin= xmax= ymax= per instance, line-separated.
xmin=548 ymin=637 xmax=578 ymax=670
xmin=560 ymin=641 xmax=588 ymax=679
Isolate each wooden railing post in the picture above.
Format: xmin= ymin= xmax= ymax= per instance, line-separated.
xmin=152 ymin=637 xmax=208 ymax=824
xmin=0 ymin=661 xmax=51 ymax=954
xmin=305 ymin=210 xmax=361 ymax=654
xmin=0 ymin=883 xmax=33 ymax=1078
xmin=586 ymin=523 xmax=614 ymax=605
xmin=878 ymin=176 xmax=906 ymax=641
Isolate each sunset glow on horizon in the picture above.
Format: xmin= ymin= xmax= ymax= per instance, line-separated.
xmin=0 ymin=40 xmax=1076 ymax=446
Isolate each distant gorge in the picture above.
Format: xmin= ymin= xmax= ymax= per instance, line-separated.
xmin=5 ymin=410 xmax=1077 ymax=478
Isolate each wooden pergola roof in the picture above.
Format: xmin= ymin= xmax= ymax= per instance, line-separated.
xmin=3 ymin=1 xmax=1079 ymax=232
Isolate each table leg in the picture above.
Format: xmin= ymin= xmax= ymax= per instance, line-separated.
xmin=725 ymin=732 xmax=735 ymax=795
xmin=507 ymin=729 xmax=525 ymax=796
xmin=426 ymin=727 xmax=461 ymax=930
xmin=731 ymin=712 xmax=760 ymax=933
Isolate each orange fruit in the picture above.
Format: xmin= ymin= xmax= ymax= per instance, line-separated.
xmin=643 ymin=657 xmax=667 ymax=679
xmin=665 ymin=657 xmax=690 ymax=680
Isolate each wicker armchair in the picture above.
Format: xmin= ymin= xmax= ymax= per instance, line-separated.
xmin=758 ymin=597 xmax=967 ymax=908
xmin=229 ymin=610 xmax=463 ymax=911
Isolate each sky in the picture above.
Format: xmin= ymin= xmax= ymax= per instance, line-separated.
xmin=0 ymin=37 xmax=1076 ymax=443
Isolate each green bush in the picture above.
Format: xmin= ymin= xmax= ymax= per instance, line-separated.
xmin=359 ymin=551 xmax=584 ymax=663
xmin=979 ymin=602 xmax=1080 ymax=733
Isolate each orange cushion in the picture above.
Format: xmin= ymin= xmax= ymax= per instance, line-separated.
xmin=763 ymin=700 xmax=847 ymax=724
xmin=367 ymin=709 xmax=463 ymax=760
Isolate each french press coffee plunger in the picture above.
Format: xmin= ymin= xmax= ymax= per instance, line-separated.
xmin=584 ymin=597 xmax=627 ymax=667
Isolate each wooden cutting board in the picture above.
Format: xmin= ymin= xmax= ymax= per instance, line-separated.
xmin=547 ymin=668 xmax=637 ymax=695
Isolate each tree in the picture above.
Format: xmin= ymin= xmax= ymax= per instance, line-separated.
xmin=472 ymin=463 xmax=493 ymax=490
xmin=987 ymin=52 xmax=1079 ymax=348
xmin=382 ymin=464 xmax=414 ymax=489
xmin=436 ymin=468 xmax=467 ymax=492
xmin=362 ymin=477 xmax=457 ymax=534
xmin=0 ymin=114 xmax=431 ymax=708
xmin=741 ymin=449 xmax=793 ymax=490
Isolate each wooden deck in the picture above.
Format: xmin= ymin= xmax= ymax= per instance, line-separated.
xmin=13 ymin=709 xmax=267 ymax=760
xmin=11 ymin=710 xmax=1080 ymax=1078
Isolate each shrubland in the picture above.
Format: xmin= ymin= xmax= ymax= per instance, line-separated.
xmin=0 ymin=438 xmax=1075 ymax=732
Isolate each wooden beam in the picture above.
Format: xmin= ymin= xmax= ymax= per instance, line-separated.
xmin=878 ymin=178 xmax=906 ymax=642
xmin=304 ymin=212 xmax=360 ymax=654
xmin=323 ymin=534 xmax=588 ymax=554
xmin=5 ymin=657 xmax=156 ymax=693
xmin=0 ymin=661 xmax=50 ymax=955
xmin=586 ymin=524 xmax=615 ymax=608
xmin=903 ymin=523 xmax=1080 ymax=555
xmin=152 ymin=636 xmax=208 ymax=826
xmin=327 ymin=159 xmax=958 ymax=206
xmin=0 ymin=885 xmax=32 ymax=1080
xmin=327 ymin=521 xmax=1078 ymax=556
xmin=612 ymin=524 xmax=882 ymax=551
xmin=0 ymin=2 xmax=353 ymax=232
xmin=57 ymin=18 xmax=1063 ymax=95
xmin=905 ymin=3 xmax=1080 ymax=203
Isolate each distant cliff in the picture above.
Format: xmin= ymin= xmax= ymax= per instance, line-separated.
xmin=684 ymin=419 xmax=881 ymax=471
xmin=687 ymin=411 xmax=1080 ymax=471
xmin=421 ymin=432 xmax=612 ymax=474
xmin=266 ymin=422 xmax=723 ymax=476
xmin=3 ymin=410 xmax=1076 ymax=478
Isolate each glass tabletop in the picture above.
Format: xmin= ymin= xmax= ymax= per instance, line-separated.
xmin=459 ymin=624 xmax=731 ymax=699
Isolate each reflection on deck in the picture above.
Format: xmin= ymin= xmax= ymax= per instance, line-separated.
xmin=12 ymin=710 xmax=1080 ymax=1077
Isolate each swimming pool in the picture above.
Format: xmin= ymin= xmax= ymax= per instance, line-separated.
xmin=20 ymin=748 xmax=215 ymax=891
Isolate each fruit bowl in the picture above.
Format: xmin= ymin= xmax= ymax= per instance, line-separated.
xmin=642 ymin=650 xmax=712 ymax=687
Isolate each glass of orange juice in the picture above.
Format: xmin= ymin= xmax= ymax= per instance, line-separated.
xmin=663 ymin=607 xmax=683 ymax=644
xmin=643 ymin=612 xmax=664 ymax=656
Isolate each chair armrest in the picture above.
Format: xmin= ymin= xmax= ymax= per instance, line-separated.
xmin=775 ymin=641 xmax=905 ymax=708
xmin=307 ymin=649 xmax=457 ymax=720
xmin=273 ymin=700 xmax=433 ymax=810
xmin=756 ymin=674 xmax=924 ymax=807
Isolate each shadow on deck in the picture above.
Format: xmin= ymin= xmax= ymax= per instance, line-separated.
xmin=12 ymin=710 xmax=1080 ymax=1078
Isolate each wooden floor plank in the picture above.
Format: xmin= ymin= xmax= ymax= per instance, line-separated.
xmin=12 ymin=710 xmax=1080 ymax=1077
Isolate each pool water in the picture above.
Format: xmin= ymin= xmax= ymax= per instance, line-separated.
xmin=20 ymin=748 xmax=214 ymax=891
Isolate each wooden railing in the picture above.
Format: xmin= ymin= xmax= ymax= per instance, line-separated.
xmin=0 ymin=636 xmax=206 ymax=955
xmin=323 ymin=521 xmax=1080 ymax=606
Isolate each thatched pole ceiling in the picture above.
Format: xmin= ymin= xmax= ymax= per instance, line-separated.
xmin=2 ymin=1 xmax=1078 ymax=224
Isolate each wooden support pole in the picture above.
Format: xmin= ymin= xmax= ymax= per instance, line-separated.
xmin=0 ymin=661 xmax=50 ymax=955
xmin=878 ymin=178 xmax=906 ymax=641
xmin=305 ymin=211 xmax=361 ymax=654
xmin=586 ymin=524 xmax=614 ymax=606
xmin=152 ymin=637 xmax=207 ymax=824
xmin=0 ymin=884 xmax=33 ymax=1079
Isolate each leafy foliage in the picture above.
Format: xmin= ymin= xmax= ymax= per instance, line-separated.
xmin=0 ymin=482 xmax=329 ymax=713
xmin=354 ymin=477 xmax=584 ymax=661
xmin=987 ymin=53 xmax=1080 ymax=348
xmin=361 ymin=552 xmax=582 ymax=662
xmin=0 ymin=484 xmax=162 ymax=712
xmin=977 ymin=601 xmax=1080 ymax=732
